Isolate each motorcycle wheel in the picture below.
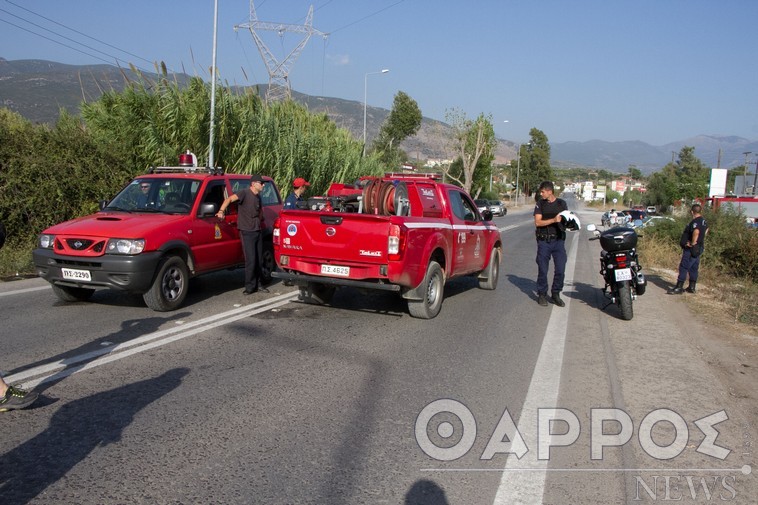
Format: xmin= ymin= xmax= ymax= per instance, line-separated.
xmin=618 ymin=281 xmax=634 ymax=321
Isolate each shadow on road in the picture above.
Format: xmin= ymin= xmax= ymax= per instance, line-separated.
xmin=0 ymin=367 xmax=189 ymax=505
xmin=404 ymin=479 xmax=449 ymax=504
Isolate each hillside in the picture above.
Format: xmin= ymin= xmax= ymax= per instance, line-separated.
xmin=2 ymin=58 xmax=755 ymax=174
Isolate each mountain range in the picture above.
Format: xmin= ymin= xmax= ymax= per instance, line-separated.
xmin=2 ymin=58 xmax=756 ymax=174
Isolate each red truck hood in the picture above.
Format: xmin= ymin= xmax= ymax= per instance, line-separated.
xmin=43 ymin=211 xmax=186 ymax=238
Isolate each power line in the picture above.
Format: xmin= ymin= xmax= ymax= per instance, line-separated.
xmin=328 ymin=0 xmax=406 ymax=34
xmin=0 ymin=17 xmax=114 ymax=66
xmin=4 ymin=0 xmax=157 ymax=69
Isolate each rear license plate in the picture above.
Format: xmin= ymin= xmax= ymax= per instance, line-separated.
xmin=62 ymin=268 xmax=92 ymax=282
xmin=321 ymin=264 xmax=350 ymax=277
xmin=614 ymin=268 xmax=632 ymax=282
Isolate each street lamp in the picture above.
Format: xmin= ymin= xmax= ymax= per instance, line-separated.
xmin=515 ymin=143 xmax=522 ymax=206
xmin=363 ymin=69 xmax=389 ymax=153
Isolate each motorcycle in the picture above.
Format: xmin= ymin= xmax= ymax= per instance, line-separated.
xmin=586 ymin=224 xmax=646 ymax=320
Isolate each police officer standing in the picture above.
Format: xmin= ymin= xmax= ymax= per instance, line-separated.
xmin=670 ymin=203 xmax=708 ymax=294
xmin=534 ymin=181 xmax=568 ymax=307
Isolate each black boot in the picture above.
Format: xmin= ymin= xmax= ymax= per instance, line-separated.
xmin=685 ymin=281 xmax=697 ymax=293
xmin=670 ymin=280 xmax=684 ymax=294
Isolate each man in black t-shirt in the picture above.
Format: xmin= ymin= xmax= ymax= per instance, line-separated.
xmin=533 ymin=181 xmax=569 ymax=307
xmin=670 ymin=203 xmax=708 ymax=294
xmin=217 ymin=175 xmax=269 ymax=295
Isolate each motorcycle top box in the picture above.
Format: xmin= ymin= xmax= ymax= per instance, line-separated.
xmin=599 ymin=227 xmax=638 ymax=252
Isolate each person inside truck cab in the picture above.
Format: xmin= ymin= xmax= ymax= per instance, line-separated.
xmin=136 ymin=181 xmax=153 ymax=208
xmin=284 ymin=177 xmax=310 ymax=209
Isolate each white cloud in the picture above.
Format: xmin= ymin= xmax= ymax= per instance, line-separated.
xmin=327 ymin=54 xmax=350 ymax=66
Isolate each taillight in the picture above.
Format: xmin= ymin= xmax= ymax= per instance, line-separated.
xmin=388 ymin=224 xmax=406 ymax=260
xmin=273 ymin=218 xmax=280 ymax=246
xmin=614 ymin=252 xmax=627 ymax=268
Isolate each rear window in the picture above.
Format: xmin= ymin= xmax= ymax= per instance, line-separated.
xmin=413 ymin=183 xmax=443 ymax=218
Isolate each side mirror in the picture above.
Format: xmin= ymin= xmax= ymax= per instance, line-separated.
xmin=482 ymin=209 xmax=493 ymax=221
xmin=200 ymin=202 xmax=217 ymax=217
xmin=99 ymin=199 xmax=109 ymax=211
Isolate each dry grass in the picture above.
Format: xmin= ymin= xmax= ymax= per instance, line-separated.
xmin=638 ymin=235 xmax=758 ymax=336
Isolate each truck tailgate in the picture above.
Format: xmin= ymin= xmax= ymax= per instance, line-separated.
xmin=278 ymin=211 xmax=392 ymax=265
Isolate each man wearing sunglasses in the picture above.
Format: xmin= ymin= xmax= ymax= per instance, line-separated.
xmin=217 ymin=175 xmax=269 ymax=295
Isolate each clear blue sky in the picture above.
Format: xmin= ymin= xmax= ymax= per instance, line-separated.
xmin=1 ymin=0 xmax=757 ymax=145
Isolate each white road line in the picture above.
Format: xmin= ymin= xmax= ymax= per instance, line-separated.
xmin=499 ymin=224 xmax=521 ymax=233
xmin=5 ymin=291 xmax=299 ymax=389
xmin=0 ymin=285 xmax=50 ymax=297
xmin=492 ymin=233 xmax=579 ymax=505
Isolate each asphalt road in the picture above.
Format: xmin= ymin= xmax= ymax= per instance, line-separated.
xmin=1 ymin=194 xmax=755 ymax=504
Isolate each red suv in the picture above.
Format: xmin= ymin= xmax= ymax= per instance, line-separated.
xmin=33 ymin=160 xmax=282 ymax=311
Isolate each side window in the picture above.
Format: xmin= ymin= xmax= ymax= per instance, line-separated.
xmin=200 ymin=180 xmax=226 ymax=215
xmin=460 ymin=194 xmax=479 ymax=222
xmin=260 ymin=182 xmax=281 ymax=206
xmin=447 ymin=190 xmax=466 ymax=220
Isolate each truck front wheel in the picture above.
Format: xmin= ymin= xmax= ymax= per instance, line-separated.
xmin=408 ymin=261 xmax=444 ymax=319
xmin=143 ymin=256 xmax=189 ymax=311
xmin=261 ymin=240 xmax=275 ymax=285
xmin=478 ymin=248 xmax=501 ymax=290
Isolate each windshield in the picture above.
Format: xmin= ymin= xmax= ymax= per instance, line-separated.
xmin=105 ymin=178 xmax=201 ymax=214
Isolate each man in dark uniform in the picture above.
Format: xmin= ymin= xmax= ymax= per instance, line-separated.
xmin=534 ymin=181 xmax=568 ymax=307
xmin=283 ymin=177 xmax=310 ymax=209
xmin=217 ymin=175 xmax=269 ymax=295
xmin=670 ymin=203 xmax=708 ymax=294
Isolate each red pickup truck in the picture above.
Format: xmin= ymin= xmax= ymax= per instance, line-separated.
xmin=33 ymin=155 xmax=282 ymax=311
xmin=272 ymin=173 xmax=502 ymax=318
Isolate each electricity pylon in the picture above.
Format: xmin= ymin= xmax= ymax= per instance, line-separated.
xmin=235 ymin=2 xmax=327 ymax=103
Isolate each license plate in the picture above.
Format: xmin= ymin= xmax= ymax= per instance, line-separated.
xmin=614 ymin=268 xmax=632 ymax=282
xmin=321 ymin=264 xmax=350 ymax=277
xmin=62 ymin=268 xmax=92 ymax=282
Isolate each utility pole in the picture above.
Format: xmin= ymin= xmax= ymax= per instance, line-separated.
xmin=743 ymin=151 xmax=752 ymax=195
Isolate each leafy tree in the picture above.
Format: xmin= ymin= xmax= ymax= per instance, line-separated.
xmin=518 ymin=128 xmax=551 ymax=197
xmin=443 ymin=109 xmax=496 ymax=194
xmin=628 ymin=165 xmax=643 ymax=180
xmin=645 ymin=165 xmax=678 ymax=208
xmin=597 ymin=169 xmax=614 ymax=182
xmin=372 ymin=91 xmax=421 ymax=168
xmin=673 ymin=146 xmax=709 ymax=201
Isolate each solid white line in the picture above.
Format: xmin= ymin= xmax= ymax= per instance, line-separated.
xmin=424 ymin=466 xmax=751 ymax=473
xmin=492 ymin=233 xmax=579 ymax=505
xmin=0 ymin=285 xmax=50 ymax=297
xmin=6 ymin=292 xmax=299 ymax=388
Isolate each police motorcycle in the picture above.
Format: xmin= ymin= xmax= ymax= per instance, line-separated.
xmin=585 ymin=223 xmax=646 ymax=320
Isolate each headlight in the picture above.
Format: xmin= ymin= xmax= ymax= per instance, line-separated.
xmin=39 ymin=234 xmax=56 ymax=249
xmin=106 ymin=238 xmax=145 ymax=255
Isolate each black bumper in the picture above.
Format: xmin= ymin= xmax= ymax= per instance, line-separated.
xmin=271 ymin=271 xmax=401 ymax=292
xmin=32 ymin=249 xmax=163 ymax=294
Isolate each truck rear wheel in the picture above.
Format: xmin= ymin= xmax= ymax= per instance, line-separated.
xmin=299 ymin=282 xmax=336 ymax=305
xmin=478 ymin=248 xmax=500 ymax=290
xmin=143 ymin=255 xmax=189 ymax=311
xmin=52 ymin=284 xmax=95 ymax=302
xmin=408 ymin=261 xmax=444 ymax=319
